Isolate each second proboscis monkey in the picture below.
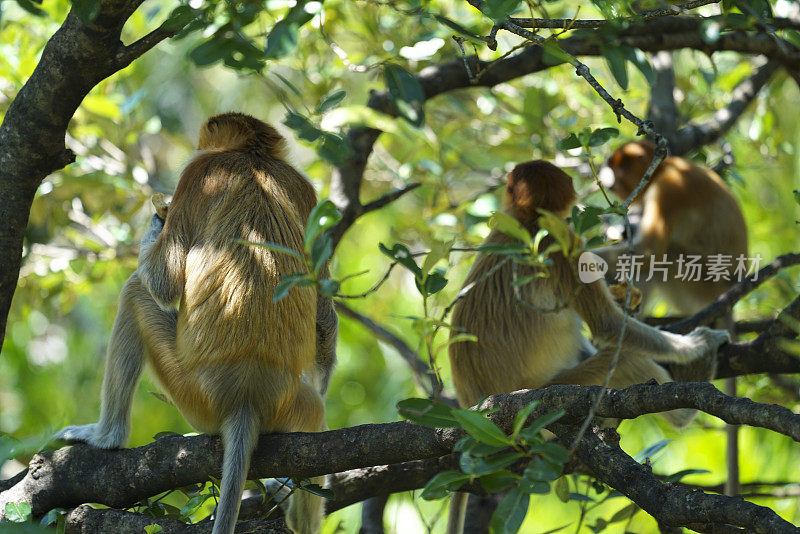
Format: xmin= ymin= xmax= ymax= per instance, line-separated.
xmin=445 ymin=160 xmax=729 ymax=534
xmin=597 ymin=140 xmax=748 ymax=314
xmin=57 ymin=112 xmax=337 ymax=534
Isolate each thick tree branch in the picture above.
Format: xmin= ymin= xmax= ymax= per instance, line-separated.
xmin=64 ymin=505 xmax=289 ymax=533
xmin=0 ymin=2 xmax=181 ymax=350
xmin=556 ymin=423 xmax=797 ymax=533
xmin=647 ymin=51 xmax=680 ymax=140
xmin=5 ymin=382 xmax=800 ymax=524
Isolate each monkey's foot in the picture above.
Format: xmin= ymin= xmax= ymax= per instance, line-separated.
xmin=55 ymin=423 xmax=127 ymax=449
xmin=678 ymin=326 xmax=730 ymax=362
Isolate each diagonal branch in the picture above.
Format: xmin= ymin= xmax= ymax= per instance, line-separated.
xmin=670 ymin=59 xmax=780 ymax=155
xmin=665 ymin=252 xmax=800 ymax=333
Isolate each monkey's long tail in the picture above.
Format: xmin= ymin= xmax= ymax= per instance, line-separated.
xmin=212 ymin=406 xmax=259 ymax=534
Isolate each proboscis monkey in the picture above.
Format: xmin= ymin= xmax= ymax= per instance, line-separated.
xmin=596 ymin=140 xmax=748 ymax=315
xmin=57 ymin=112 xmax=338 ymax=534
xmin=445 ymin=160 xmax=730 ymax=534
xmin=597 ymin=139 xmax=748 ymax=496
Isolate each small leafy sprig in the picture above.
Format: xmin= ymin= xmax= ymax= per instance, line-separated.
xmin=399 ymin=397 xmax=568 ymax=534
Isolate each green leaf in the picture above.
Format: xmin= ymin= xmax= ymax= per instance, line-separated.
xmin=179 ymin=493 xmax=212 ymax=519
xmin=528 ymin=441 xmax=570 ymax=465
xmin=524 ymin=456 xmax=562 ymax=482
xmin=519 ymin=410 xmax=565 ymax=441
xmin=40 ymin=508 xmax=67 ymax=527
xmin=273 ymin=273 xmax=314 ymax=302
xmin=398 ymin=398 xmax=459 ymax=428
xmin=463 ymin=451 xmax=522 ymax=476
xmin=554 ymin=476 xmax=570 ymax=502
xmin=421 ymin=470 xmax=470 ymax=500
xmin=318 ymin=132 xmax=353 ymax=165
xmin=608 ymin=502 xmax=639 ymax=524
xmin=556 ymin=132 xmax=582 ymax=151
xmin=663 ymin=468 xmax=710 ymax=483
xmin=489 ymin=212 xmax=533 ymax=244
xmin=537 ymin=212 xmax=573 ymax=254
xmin=310 ymin=235 xmax=333 ymax=274
xmin=452 ymin=409 xmax=512 ymax=447
xmin=71 ymin=0 xmax=101 ymax=24
xmin=572 ymin=205 xmax=603 ymax=235
xmin=5 ymin=501 xmax=32 ymax=523
xmin=163 ymin=5 xmax=199 ymax=31
xmin=384 ymin=64 xmax=426 ymax=127
xmin=316 ymin=90 xmax=347 ymax=114
xmin=144 ymin=525 xmax=163 ymax=534
xmin=634 ymin=439 xmax=670 ymax=463
xmin=587 ymin=127 xmax=620 ymax=147
xmin=542 ymin=40 xmax=572 ymax=67
xmin=477 ymin=242 xmax=528 ymax=256
xmin=305 ymin=200 xmax=342 ymax=253
xmin=483 ymin=0 xmax=522 ymax=22
xmin=602 ymin=45 xmax=629 ymax=90
xmin=317 ymin=278 xmax=340 ymax=297
xmin=626 ymin=48 xmax=655 ymax=85
xmin=189 ymin=38 xmax=234 ymax=67
xmin=518 ymin=478 xmax=550 ymax=495
xmin=297 ymin=483 xmax=335 ymax=499
xmin=237 ymin=239 xmax=303 ymax=261
xmin=479 ymin=470 xmax=519 ymax=492
xmin=454 ymin=435 xmax=509 ymax=457
xmin=421 ymin=240 xmax=453 ymax=276
xmin=283 ymin=112 xmax=322 ymax=142
xmin=433 ymin=15 xmax=483 ymax=42
xmin=420 ymin=269 xmax=448 ymax=296
xmin=512 ymin=401 xmax=539 ymax=438
xmin=379 ymin=243 xmax=422 ymax=277
xmin=489 ymin=488 xmax=529 ymax=534
xmin=265 ymin=1 xmax=320 ymax=60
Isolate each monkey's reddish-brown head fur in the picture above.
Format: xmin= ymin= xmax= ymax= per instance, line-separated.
xmin=505 ymin=160 xmax=576 ymax=225
xmin=606 ymin=140 xmax=658 ymax=201
xmin=198 ymin=112 xmax=287 ymax=159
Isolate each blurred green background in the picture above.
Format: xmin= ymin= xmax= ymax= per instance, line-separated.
xmin=1 ymin=0 xmax=799 ymax=532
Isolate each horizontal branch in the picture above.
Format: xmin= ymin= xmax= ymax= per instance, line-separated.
xmin=511 ymin=0 xmax=719 ymax=29
xmin=65 ymin=505 xmax=289 ymax=533
xmin=0 ymin=421 xmax=456 ymax=520
xmin=5 ymin=382 xmax=799 ymax=531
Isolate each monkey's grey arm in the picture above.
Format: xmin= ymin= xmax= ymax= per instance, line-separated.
xmin=314 ymin=295 xmax=338 ymax=396
xmin=138 ymin=213 xmax=186 ymax=309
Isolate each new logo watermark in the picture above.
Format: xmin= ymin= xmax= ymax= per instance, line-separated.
xmin=577 ymin=252 xmax=762 ymax=284
xmin=578 ymin=251 xmax=608 ymax=283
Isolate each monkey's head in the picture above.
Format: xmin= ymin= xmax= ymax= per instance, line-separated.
xmin=604 ymin=140 xmax=657 ymax=202
xmin=198 ymin=112 xmax=287 ymax=159
xmin=505 ymin=160 xmax=577 ymax=225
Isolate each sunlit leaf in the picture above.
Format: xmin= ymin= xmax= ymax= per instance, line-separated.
xmin=452 ymin=409 xmax=512 ymax=447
